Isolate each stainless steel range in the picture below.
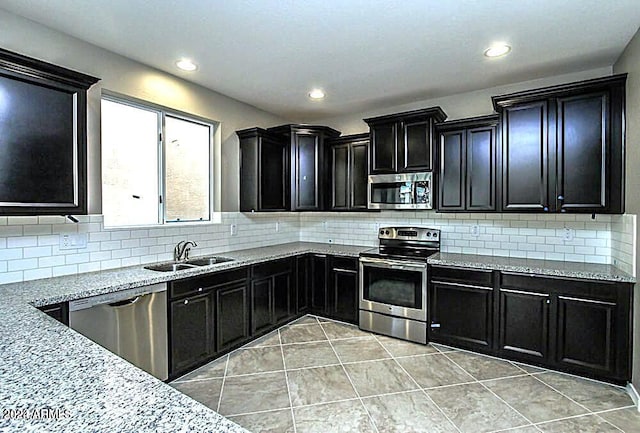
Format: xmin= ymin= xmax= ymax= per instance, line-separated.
xmin=359 ymin=226 xmax=440 ymax=344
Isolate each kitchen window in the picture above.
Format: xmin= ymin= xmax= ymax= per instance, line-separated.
xmin=101 ymin=95 xmax=215 ymax=227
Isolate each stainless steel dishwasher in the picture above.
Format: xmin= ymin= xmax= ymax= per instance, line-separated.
xmin=69 ymin=283 xmax=168 ymax=381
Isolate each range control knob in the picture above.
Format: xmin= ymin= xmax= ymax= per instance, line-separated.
xmin=433 ymin=232 xmax=438 ymax=238
xmin=385 ymin=230 xmax=390 ymax=235
xmin=426 ymin=232 xmax=431 ymax=237
xmin=380 ymin=230 xmax=384 ymax=235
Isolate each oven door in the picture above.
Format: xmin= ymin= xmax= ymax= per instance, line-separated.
xmin=359 ymin=256 xmax=427 ymax=321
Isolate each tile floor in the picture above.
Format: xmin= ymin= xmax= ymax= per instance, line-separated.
xmin=171 ymin=315 xmax=640 ymax=433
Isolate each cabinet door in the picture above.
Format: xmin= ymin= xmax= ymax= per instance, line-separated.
xmin=331 ymin=143 xmax=350 ymax=210
xmin=556 ymin=92 xmax=608 ymax=212
xmin=438 ymin=130 xmax=465 ymax=210
xmin=400 ymin=120 xmax=432 ymax=172
xmin=216 ymin=283 xmax=249 ymax=352
xmin=430 ymin=281 xmax=493 ymax=351
xmin=466 ymin=126 xmax=496 ymax=211
xmin=170 ymin=293 xmax=214 ymax=375
xmin=350 ymin=141 xmax=369 ymax=209
xmin=251 ymin=278 xmax=273 ymax=334
xmin=260 ymin=135 xmax=288 ymax=211
xmin=294 ymin=133 xmax=320 ymax=210
xmin=502 ymin=102 xmax=549 ymax=211
xmin=296 ymin=255 xmax=310 ymax=313
xmin=273 ymin=272 xmax=293 ymax=324
xmin=370 ymin=122 xmax=397 ymax=173
xmin=330 ymin=268 xmax=358 ymax=324
xmin=556 ymin=295 xmax=616 ymax=376
xmin=499 ymin=289 xmax=549 ymax=362
xmin=311 ymin=255 xmax=328 ymax=314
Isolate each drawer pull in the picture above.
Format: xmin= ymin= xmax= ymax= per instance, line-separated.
xmin=333 ymin=268 xmax=357 ymax=273
xmin=558 ymin=295 xmax=616 ymax=306
xmin=431 ymin=280 xmax=493 ymax=291
xmin=500 ymin=288 xmax=549 ymax=297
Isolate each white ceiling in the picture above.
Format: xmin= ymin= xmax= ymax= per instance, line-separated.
xmin=2 ymin=0 xmax=639 ymax=121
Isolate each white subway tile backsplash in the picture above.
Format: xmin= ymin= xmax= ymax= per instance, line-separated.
xmin=8 ymin=258 xmax=38 ymax=272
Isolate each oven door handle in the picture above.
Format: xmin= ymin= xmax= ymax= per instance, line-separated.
xmin=359 ymin=257 xmax=427 ymax=271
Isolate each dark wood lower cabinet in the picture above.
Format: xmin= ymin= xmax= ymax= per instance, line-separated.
xmin=250 ymin=258 xmax=295 ymax=335
xmin=429 ymin=267 xmax=494 ymax=352
xmin=216 ymin=282 xmax=249 ymax=352
xmin=428 ymin=265 xmax=632 ymax=384
xmin=296 ymin=255 xmax=311 ymax=313
xmin=311 ymin=254 xmax=328 ymax=314
xmin=498 ymin=288 xmax=550 ymax=362
xmin=328 ymin=256 xmax=358 ymax=324
xmin=169 ymin=292 xmax=215 ymax=376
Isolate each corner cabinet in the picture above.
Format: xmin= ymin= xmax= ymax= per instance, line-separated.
xmin=327 ymin=133 xmax=369 ymax=210
xmin=237 ymin=128 xmax=289 ymax=212
xmin=493 ymin=74 xmax=626 ymax=214
xmin=364 ymin=107 xmax=447 ymax=174
xmin=0 ymin=48 xmax=99 ymax=215
xmin=436 ymin=115 xmax=499 ymax=211
xmin=268 ymin=124 xmax=341 ymax=211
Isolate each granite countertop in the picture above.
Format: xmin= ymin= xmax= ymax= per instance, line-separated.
xmin=428 ymin=252 xmax=636 ymax=283
xmin=0 ymin=242 xmax=370 ymax=432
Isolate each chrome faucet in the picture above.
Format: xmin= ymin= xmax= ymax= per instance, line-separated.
xmin=174 ymin=240 xmax=197 ymax=262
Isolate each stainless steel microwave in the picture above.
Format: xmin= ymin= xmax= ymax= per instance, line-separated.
xmin=367 ymin=172 xmax=432 ymax=210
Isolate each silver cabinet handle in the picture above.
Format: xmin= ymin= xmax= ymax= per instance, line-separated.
xmin=184 ymin=299 xmax=189 ymax=305
xmin=431 ymin=280 xmax=493 ymax=291
xmin=198 ymin=287 xmax=203 ymax=292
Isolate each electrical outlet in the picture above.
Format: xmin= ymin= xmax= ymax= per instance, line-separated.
xmin=275 ymin=221 xmax=280 ymax=232
xmin=59 ymin=233 xmax=88 ymax=250
xmin=471 ymin=225 xmax=480 ymax=237
xmin=230 ymin=224 xmax=237 ymax=236
xmin=562 ymin=228 xmax=574 ymax=241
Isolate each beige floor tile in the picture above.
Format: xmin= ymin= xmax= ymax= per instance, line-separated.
xmin=445 ymin=351 xmax=526 ymax=381
xmin=332 ymin=336 xmax=391 ymax=363
xmin=363 ymin=390 xmax=458 ymax=432
xmin=289 ymin=315 xmax=320 ymax=326
xmin=427 ymin=382 xmax=529 ymax=433
xmin=320 ymin=321 xmax=372 ymax=339
xmin=282 ymin=341 xmax=339 ymax=369
xmin=397 ymin=353 xmax=475 ymax=388
xmin=344 ymin=359 xmax=418 ymax=397
xmin=287 ymin=365 xmax=357 ymax=406
xmin=170 ymin=378 xmax=223 ymax=411
xmin=294 ymin=399 xmax=376 ymax=433
xmin=484 ymin=375 xmax=587 ymax=423
xmin=245 ymin=330 xmax=281 ymax=348
xmin=173 ymin=355 xmax=227 ymax=382
xmin=226 ymin=346 xmax=284 ymax=376
xmin=218 ymin=371 xmax=290 ymax=416
xmin=536 ymin=371 xmax=633 ymax=412
xmin=598 ymin=407 xmax=640 ymax=432
xmin=376 ymin=335 xmax=439 ymax=357
xmin=229 ymin=409 xmax=294 ymax=433
xmin=536 ymin=414 xmax=620 ymax=433
xmin=280 ymin=323 xmax=327 ymax=344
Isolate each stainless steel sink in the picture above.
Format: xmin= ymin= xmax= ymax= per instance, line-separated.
xmin=144 ymin=256 xmax=234 ymax=272
xmin=144 ymin=262 xmax=199 ymax=272
xmin=185 ymin=256 xmax=234 ymax=266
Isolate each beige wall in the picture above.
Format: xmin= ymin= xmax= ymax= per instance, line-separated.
xmin=0 ymin=9 xmax=288 ymax=213
xmin=317 ymin=68 xmax=612 ymax=134
xmin=614 ymin=27 xmax=640 ymax=392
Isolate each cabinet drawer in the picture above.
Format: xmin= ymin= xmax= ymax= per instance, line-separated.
xmin=500 ymin=273 xmax=618 ymax=302
xmin=430 ymin=265 xmax=493 ymax=286
xmin=251 ymin=257 xmax=294 ymax=279
xmin=331 ymin=256 xmax=358 ymax=272
xmin=170 ymin=268 xmax=248 ymax=300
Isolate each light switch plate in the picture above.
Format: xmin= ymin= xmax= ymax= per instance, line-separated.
xmin=230 ymin=224 xmax=237 ymax=236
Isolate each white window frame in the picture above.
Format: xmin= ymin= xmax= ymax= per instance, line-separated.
xmin=101 ymin=92 xmax=218 ymax=228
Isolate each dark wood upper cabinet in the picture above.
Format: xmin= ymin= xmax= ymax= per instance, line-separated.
xmin=364 ymin=107 xmax=447 ymax=174
xmin=237 ymin=128 xmax=289 ymax=212
xmin=436 ymin=115 xmax=498 ymax=212
xmin=0 ymin=48 xmax=99 ymax=215
xmin=327 ymin=133 xmax=370 ymax=211
xmin=268 ymin=124 xmax=340 ymax=211
xmin=493 ymin=74 xmax=626 ymax=214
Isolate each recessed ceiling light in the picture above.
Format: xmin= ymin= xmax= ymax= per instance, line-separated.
xmin=176 ymin=59 xmax=198 ymax=71
xmin=484 ymin=44 xmax=511 ymax=58
xmin=308 ymin=89 xmax=325 ymax=100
